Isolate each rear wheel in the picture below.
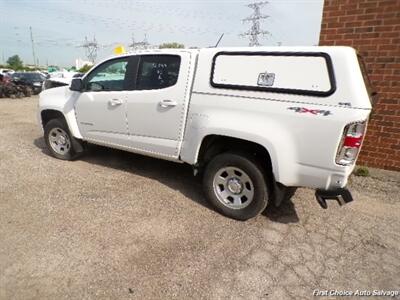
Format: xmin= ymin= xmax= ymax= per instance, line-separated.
xmin=203 ymin=152 xmax=269 ymax=220
xmin=44 ymin=119 xmax=76 ymax=160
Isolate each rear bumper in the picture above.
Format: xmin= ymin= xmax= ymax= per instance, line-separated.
xmin=293 ymin=163 xmax=354 ymax=190
xmin=315 ymin=188 xmax=353 ymax=209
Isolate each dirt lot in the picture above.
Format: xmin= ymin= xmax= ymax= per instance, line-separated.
xmin=1 ymin=96 xmax=399 ymax=300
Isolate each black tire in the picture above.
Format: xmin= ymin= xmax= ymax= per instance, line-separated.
xmin=44 ymin=118 xmax=77 ymax=160
xmin=203 ymin=152 xmax=269 ymax=220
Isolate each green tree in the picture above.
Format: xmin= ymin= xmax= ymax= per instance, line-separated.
xmin=78 ymin=64 xmax=93 ymax=73
xmin=159 ymin=42 xmax=184 ymax=49
xmin=7 ymin=55 xmax=23 ymax=70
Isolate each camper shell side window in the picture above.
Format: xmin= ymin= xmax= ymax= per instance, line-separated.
xmin=210 ymin=51 xmax=336 ymax=97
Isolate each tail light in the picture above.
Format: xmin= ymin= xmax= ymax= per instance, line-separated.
xmin=336 ymin=121 xmax=367 ymax=166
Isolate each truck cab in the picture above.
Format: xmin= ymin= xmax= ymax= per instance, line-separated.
xmin=38 ymin=46 xmax=372 ymax=220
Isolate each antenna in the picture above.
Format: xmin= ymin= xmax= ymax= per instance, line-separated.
xmin=240 ymin=1 xmax=270 ymax=46
xmin=215 ymin=33 xmax=224 ymax=47
xmin=30 ymin=26 xmax=37 ymax=66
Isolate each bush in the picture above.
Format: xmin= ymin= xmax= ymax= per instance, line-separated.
xmin=353 ymin=166 xmax=370 ymax=177
xmin=78 ymin=64 xmax=93 ymax=73
xmin=159 ymin=42 xmax=184 ymax=49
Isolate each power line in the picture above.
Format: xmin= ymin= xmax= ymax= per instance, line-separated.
xmin=240 ymin=1 xmax=270 ymax=47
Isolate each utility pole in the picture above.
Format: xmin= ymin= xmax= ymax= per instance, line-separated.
xmin=30 ymin=26 xmax=37 ymax=66
xmin=240 ymin=1 xmax=270 ymax=46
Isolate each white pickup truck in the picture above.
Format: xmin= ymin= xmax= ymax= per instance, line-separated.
xmin=38 ymin=46 xmax=372 ymax=220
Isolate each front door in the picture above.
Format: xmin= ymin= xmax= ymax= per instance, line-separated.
xmin=75 ymin=56 xmax=136 ymax=147
xmin=125 ymin=53 xmax=192 ymax=158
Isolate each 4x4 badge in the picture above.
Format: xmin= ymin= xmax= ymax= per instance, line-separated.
xmin=288 ymin=107 xmax=332 ymax=116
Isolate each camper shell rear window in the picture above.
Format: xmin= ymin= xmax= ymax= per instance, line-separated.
xmin=210 ymin=51 xmax=336 ymax=97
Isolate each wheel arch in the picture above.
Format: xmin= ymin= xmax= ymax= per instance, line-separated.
xmin=194 ymin=133 xmax=280 ymax=180
xmin=180 ymin=110 xmax=297 ymax=186
xmin=197 ymin=135 xmax=273 ymax=170
xmin=41 ymin=110 xmax=85 ymax=154
xmin=39 ymin=108 xmax=82 ymax=139
xmin=196 ymin=134 xmax=294 ymax=207
xmin=41 ymin=109 xmax=66 ymax=127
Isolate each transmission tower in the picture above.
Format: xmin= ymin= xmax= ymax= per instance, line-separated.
xmin=81 ymin=36 xmax=99 ymax=63
xmin=129 ymin=34 xmax=150 ymax=50
xmin=240 ymin=1 xmax=270 ymax=46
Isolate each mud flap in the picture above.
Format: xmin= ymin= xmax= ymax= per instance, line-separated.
xmin=71 ymin=137 xmax=85 ymax=153
xmin=272 ymin=181 xmax=297 ymax=207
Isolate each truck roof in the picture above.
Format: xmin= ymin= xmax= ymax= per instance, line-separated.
xmin=103 ymin=46 xmax=356 ymax=62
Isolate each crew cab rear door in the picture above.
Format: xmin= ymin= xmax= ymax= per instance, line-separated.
xmin=125 ymin=52 xmax=193 ymax=158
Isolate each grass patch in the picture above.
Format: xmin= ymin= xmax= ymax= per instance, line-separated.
xmin=354 ymin=166 xmax=370 ymax=177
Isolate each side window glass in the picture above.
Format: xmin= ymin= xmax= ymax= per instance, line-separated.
xmin=137 ymin=55 xmax=181 ymax=90
xmin=211 ymin=52 xmax=334 ymax=96
xmin=86 ymin=59 xmax=128 ymax=92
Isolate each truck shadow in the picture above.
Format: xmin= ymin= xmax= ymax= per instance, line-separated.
xmin=33 ymin=137 xmax=299 ymax=224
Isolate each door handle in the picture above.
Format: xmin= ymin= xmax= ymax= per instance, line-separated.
xmin=109 ymin=99 xmax=123 ymax=106
xmin=159 ymin=99 xmax=177 ymax=108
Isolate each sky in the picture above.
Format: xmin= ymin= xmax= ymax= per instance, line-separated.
xmin=0 ymin=0 xmax=324 ymax=67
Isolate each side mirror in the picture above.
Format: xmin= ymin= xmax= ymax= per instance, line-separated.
xmin=73 ymin=73 xmax=84 ymax=78
xmin=70 ymin=78 xmax=83 ymax=92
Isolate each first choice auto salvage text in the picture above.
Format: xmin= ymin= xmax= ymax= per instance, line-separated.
xmin=313 ymin=289 xmax=399 ymax=297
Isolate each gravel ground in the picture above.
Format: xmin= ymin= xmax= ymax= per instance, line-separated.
xmin=1 ymin=96 xmax=399 ymax=300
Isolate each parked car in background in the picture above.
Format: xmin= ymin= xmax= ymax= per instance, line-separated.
xmin=11 ymin=72 xmax=46 ymax=94
xmin=0 ymin=73 xmax=11 ymax=83
xmin=0 ymin=68 xmax=15 ymax=75
xmin=42 ymin=71 xmax=83 ymax=91
xmin=0 ymin=73 xmax=33 ymax=98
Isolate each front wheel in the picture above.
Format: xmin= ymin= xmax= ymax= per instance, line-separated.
xmin=203 ymin=152 xmax=269 ymax=220
xmin=44 ymin=119 xmax=76 ymax=160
